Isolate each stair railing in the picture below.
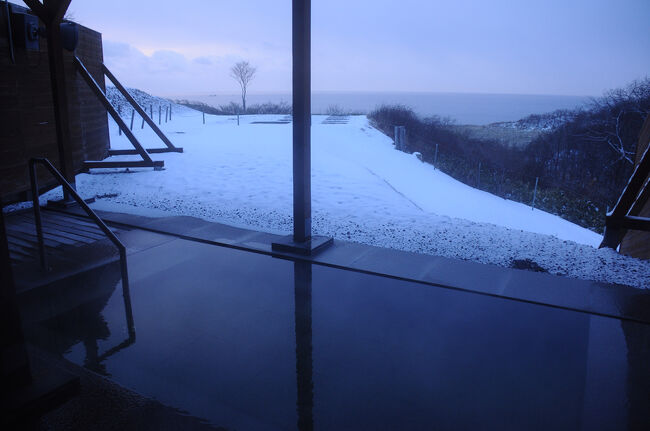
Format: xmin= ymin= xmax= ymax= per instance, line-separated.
xmin=29 ymin=157 xmax=131 ymax=291
xmin=28 ymin=157 xmax=135 ymax=339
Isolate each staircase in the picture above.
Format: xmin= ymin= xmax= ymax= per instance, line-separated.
xmin=6 ymin=210 xmax=129 ymax=266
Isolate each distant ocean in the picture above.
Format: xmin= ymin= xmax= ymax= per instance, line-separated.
xmin=172 ymin=91 xmax=590 ymax=125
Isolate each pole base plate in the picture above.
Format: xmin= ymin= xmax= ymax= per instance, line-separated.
xmin=272 ymin=235 xmax=333 ymax=256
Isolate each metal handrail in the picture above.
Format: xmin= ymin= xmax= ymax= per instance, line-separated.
xmin=28 ymin=158 xmax=134 ymax=333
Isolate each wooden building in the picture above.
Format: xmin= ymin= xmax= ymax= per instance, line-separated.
xmin=619 ymin=117 xmax=650 ymax=260
xmin=0 ymin=3 xmax=108 ymax=204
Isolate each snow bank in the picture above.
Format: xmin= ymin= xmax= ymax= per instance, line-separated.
xmin=25 ymin=109 xmax=649 ymax=288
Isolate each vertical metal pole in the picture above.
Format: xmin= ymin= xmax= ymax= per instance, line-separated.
xmin=141 ymin=113 xmax=145 ymax=129
xmin=202 ymin=111 xmax=205 ymax=124
xmin=158 ymin=105 xmax=161 ymax=124
xmin=165 ymin=106 xmax=168 ymax=123
xmin=150 ymin=104 xmax=153 ymax=119
xmin=169 ymin=104 xmax=172 ymax=121
xmin=532 ymin=177 xmax=539 ymax=210
xmin=292 ymin=0 xmax=311 ymax=243
xmin=129 ymin=109 xmax=135 ymax=131
xmin=28 ymin=162 xmax=47 ymax=270
xmin=237 ymin=113 xmax=240 ymax=126
xmin=4 ymin=0 xmax=15 ymax=64
xmin=118 ymin=105 xmax=122 ymax=136
xmin=45 ymin=19 xmax=76 ymax=199
xmin=434 ymin=143 xmax=439 ymax=169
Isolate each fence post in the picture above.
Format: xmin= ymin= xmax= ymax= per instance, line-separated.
xmin=237 ymin=113 xmax=240 ymax=126
xmin=141 ymin=113 xmax=145 ymax=129
xmin=129 ymin=109 xmax=135 ymax=131
xmin=202 ymin=111 xmax=205 ymax=124
xmin=150 ymin=104 xmax=153 ymax=119
xmin=158 ymin=105 xmax=161 ymax=124
xmin=394 ymin=126 xmax=400 ymax=150
xmin=165 ymin=106 xmax=168 ymax=123
xmin=532 ymin=177 xmax=539 ymax=210
xmin=394 ymin=126 xmax=406 ymax=151
xmin=118 ymin=105 xmax=122 ymax=135
xmin=169 ymin=104 xmax=172 ymax=121
xmin=500 ymin=170 xmax=505 ymax=196
xmin=434 ymin=143 xmax=438 ymax=170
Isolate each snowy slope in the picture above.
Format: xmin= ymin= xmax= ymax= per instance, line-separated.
xmin=105 ymin=86 xmax=192 ymax=118
xmin=312 ymin=117 xmax=601 ymax=247
xmin=24 ymin=108 xmax=649 ymax=288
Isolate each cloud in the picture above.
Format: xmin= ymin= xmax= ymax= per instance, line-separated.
xmin=193 ymin=56 xmax=213 ymax=66
xmin=148 ymin=50 xmax=189 ymax=73
xmin=88 ymin=1 xmax=650 ymax=96
xmin=101 ymin=41 xmax=290 ymax=96
xmin=103 ymin=41 xmax=132 ymax=59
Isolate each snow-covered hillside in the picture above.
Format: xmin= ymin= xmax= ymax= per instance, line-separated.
xmin=24 ymin=106 xmax=650 ymax=288
xmin=494 ymin=109 xmax=579 ymax=132
xmin=105 ymin=86 xmax=191 ymax=117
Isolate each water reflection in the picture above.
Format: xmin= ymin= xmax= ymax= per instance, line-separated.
xmin=21 ymin=261 xmax=135 ymax=376
xmin=19 ymin=251 xmax=650 ymax=430
xmin=294 ymin=261 xmax=313 ymax=431
xmin=621 ymin=294 xmax=650 ymax=429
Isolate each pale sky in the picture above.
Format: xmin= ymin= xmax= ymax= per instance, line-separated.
xmin=55 ymin=0 xmax=650 ymax=96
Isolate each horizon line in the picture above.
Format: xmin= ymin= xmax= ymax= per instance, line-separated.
xmin=160 ymin=89 xmax=595 ymax=99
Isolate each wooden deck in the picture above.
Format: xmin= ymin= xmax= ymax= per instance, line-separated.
xmin=5 ymin=210 xmax=128 ymax=265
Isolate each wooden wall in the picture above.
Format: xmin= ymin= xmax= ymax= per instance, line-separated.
xmin=0 ymin=4 xmax=108 ymax=204
xmin=620 ymin=116 xmax=650 ymax=260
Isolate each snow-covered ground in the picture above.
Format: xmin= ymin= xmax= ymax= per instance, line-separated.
xmin=18 ymin=105 xmax=649 ymax=288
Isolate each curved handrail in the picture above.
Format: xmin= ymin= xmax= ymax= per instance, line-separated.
xmin=28 ymin=157 xmax=134 ymax=335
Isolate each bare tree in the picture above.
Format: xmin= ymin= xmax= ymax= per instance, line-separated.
xmin=579 ymin=78 xmax=650 ymax=166
xmin=230 ymin=61 xmax=256 ymax=113
xmin=581 ymin=110 xmax=636 ymax=165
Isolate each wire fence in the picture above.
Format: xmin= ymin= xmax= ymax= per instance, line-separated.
xmin=401 ymin=128 xmax=608 ymax=233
